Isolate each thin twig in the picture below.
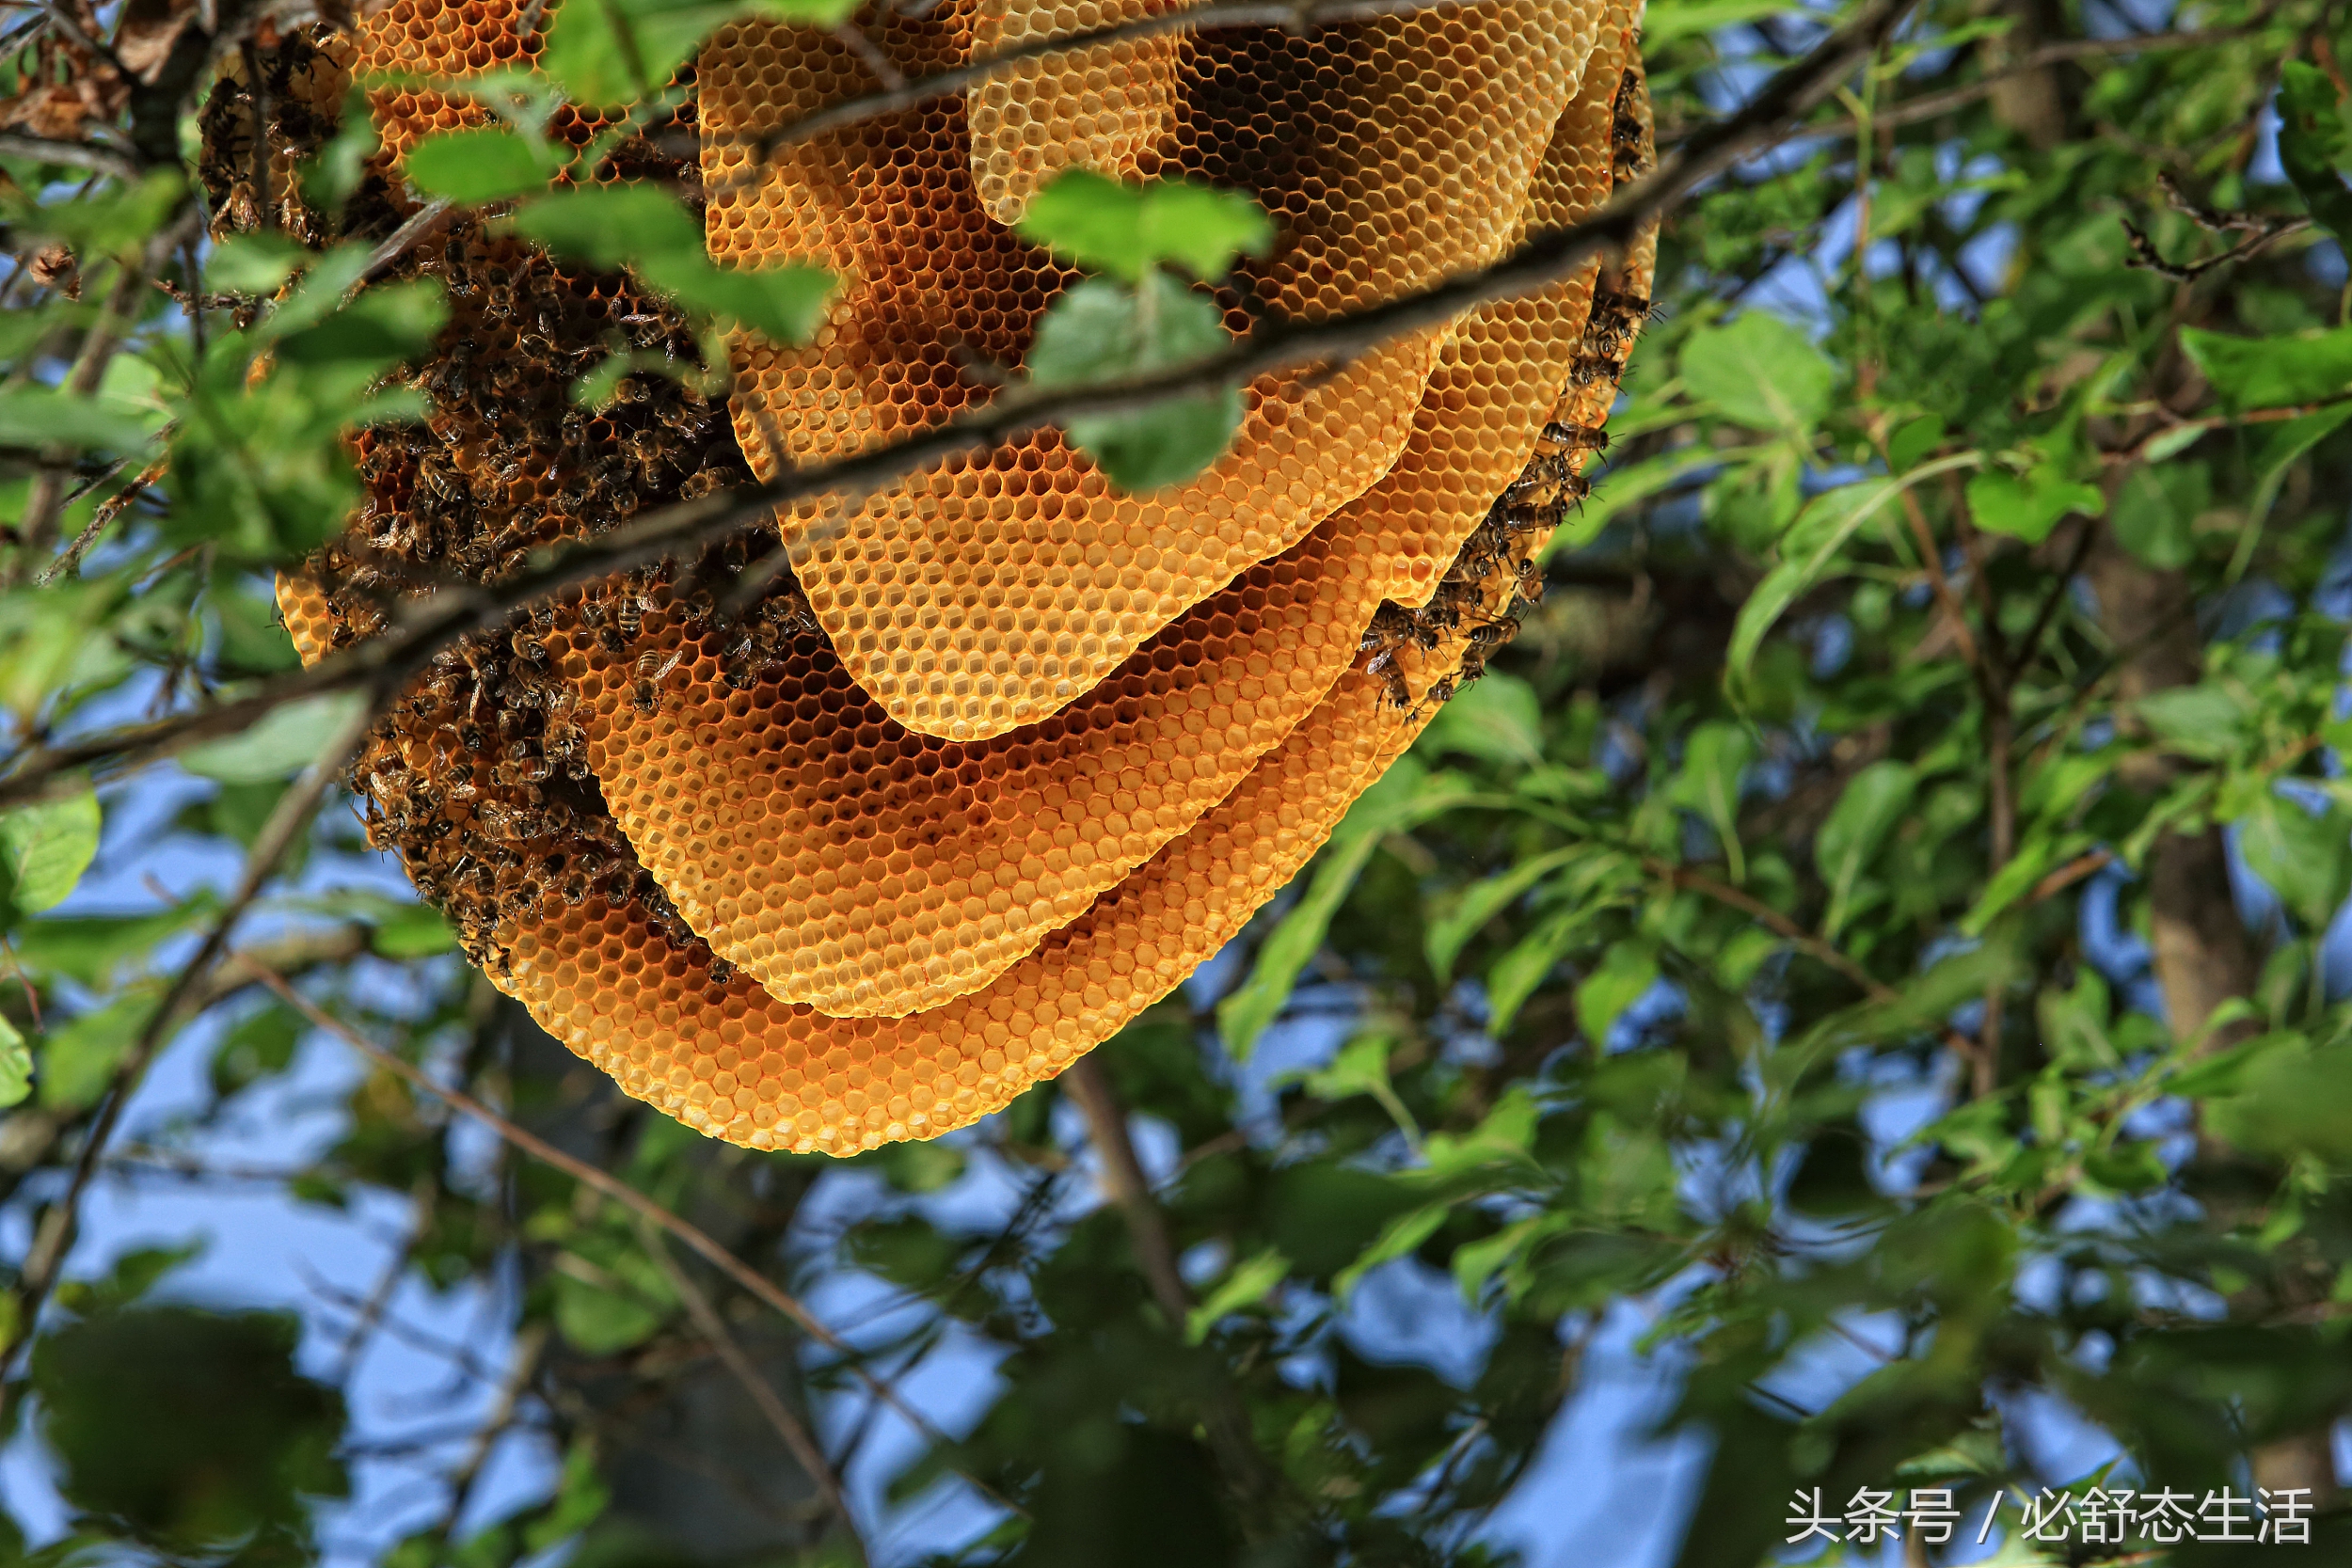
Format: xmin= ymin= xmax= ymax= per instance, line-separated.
xmin=334 ymin=1174 xmax=438 ymax=1385
xmin=637 ymin=1218 xmax=870 ymax=1564
xmin=240 ymin=963 xmax=995 ymax=1497
xmin=0 ymin=694 xmax=376 ymax=1391
xmin=1797 ymin=25 xmax=2257 ymax=145
xmin=422 ymin=1322 xmax=548 ymax=1557
xmin=2026 ymin=848 xmax=2114 ymax=907
xmin=1647 ymin=860 xmax=1885 ymax=999
xmin=345 ymin=198 xmax=455 ymax=301
xmin=35 ymin=453 xmax=167 ymax=585
xmin=0 ymin=131 xmax=142 ymax=177
xmin=1062 ymin=1056 xmax=1277 ymax=1509
xmin=14 ymin=231 xmax=173 ymax=567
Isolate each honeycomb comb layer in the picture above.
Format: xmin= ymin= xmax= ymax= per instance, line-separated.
xmin=967 ymin=0 xmax=1199 ymax=225
xmin=704 ymin=1 xmax=1605 ymax=740
xmin=562 ymin=513 xmax=1391 ymax=1021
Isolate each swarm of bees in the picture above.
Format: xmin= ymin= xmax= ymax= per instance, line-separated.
xmin=1354 ymin=59 xmax=1654 ymax=719
xmin=226 ymin=0 xmax=1657 ymax=1151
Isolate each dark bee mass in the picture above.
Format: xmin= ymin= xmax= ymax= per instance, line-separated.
xmin=213 ymin=32 xmax=767 ymax=982
xmin=1346 ymin=60 xmax=1657 ymax=721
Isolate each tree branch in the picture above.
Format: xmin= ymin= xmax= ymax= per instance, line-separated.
xmin=1061 ymin=1055 xmax=1278 ymax=1512
xmin=0 ymin=692 xmax=375 ymax=1391
xmin=638 ymin=1218 xmax=869 ymax=1565
xmin=240 ymin=961 xmax=1010 ymax=1511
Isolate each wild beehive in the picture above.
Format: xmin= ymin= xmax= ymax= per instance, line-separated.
xmin=222 ymin=0 xmax=1656 ymax=1152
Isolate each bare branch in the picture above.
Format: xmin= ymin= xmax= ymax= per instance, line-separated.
xmin=240 ymin=961 xmax=1006 ymax=1502
xmin=0 ymin=132 xmax=143 ymax=177
xmin=0 ymin=694 xmax=376 ymax=1388
xmin=1062 ymin=1055 xmax=1277 ymax=1508
xmin=638 ymin=1217 xmax=870 ymax=1564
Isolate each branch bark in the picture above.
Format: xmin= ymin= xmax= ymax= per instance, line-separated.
xmin=1061 ymin=1055 xmax=1279 ymax=1516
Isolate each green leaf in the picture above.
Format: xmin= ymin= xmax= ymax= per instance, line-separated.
xmin=297 ymin=87 xmax=381 ymax=214
xmin=207 ymin=233 xmax=309 ymax=296
xmin=1 ymin=786 xmax=101 ymax=913
xmin=1029 ymin=274 xmax=1240 ymax=491
xmin=1668 ymin=721 xmax=1753 ymax=879
xmin=1642 ymin=0 xmax=1790 ymax=43
xmin=0 ymin=387 xmax=166 ymax=454
xmin=1677 ymin=312 xmax=1834 ymax=433
xmin=1485 ymin=905 xmax=1600 ymax=1036
xmin=2237 ymin=796 xmax=2351 ymax=932
xmin=1184 ymin=1247 xmax=1289 ymax=1344
xmin=2111 ymin=461 xmax=2196 ymax=569
xmin=513 ymin=187 xmax=835 ymax=343
xmin=1816 ymin=760 xmax=1916 ymax=940
xmin=40 ymin=991 xmax=153 ymax=1110
xmin=1965 ymin=458 xmax=2103 ymax=544
xmin=1962 ymin=828 xmax=2092 ymax=936
xmin=1886 ymin=413 xmax=1947 ymax=473
xmin=2180 ymin=325 xmax=2352 ymax=409
xmin=1426 ymin=846 xmax=1580 ymax=984
xmin=640 ymin=254 xmax=834 ymax=344
xmin=2208 ymin=1037 xmax=2352 ymax=1164
xmin=511 ymin=183 xmax=703 ymax=266
xmin=1018 ymin=169 xmax=1273 ymax=283
xmin=1538 ymin=441 xmax=1750 ymax=561
xmin=0 ymin=1015 xmax=30 ymax=1110
xmin=1217 ymin=762 xmax=1480 ymax=1058
xmin=1333 ymin=1205 xmax=1447 ymax=1301
xmin=1576 ymin=941 xmax=1659 ymax=1046
xmin=1724 ymin=454 xmax=1979 ymax=699
xmin=1419 ymin=672 xmax=1545 ymax=768
xmin=2277 ymin=63 xmax=2352 ymax=247
xmin=2136 ymin=684 xmax=2249 ymax=761
xmin=404 ymin=127 xmax=559 ymax=204
xmin=181 ymin=693 xmax=366 ymax=782
xmin=551 ymin=1244 xmax=675 ymax=1354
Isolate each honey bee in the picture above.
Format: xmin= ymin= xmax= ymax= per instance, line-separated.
xmin=631 ymin=679 xmax=659 ymax=715
xmin=1570 ymin=352 xmax=1624 ymax=388
xmin=1543 ymin=420 xmax=1610 ymax=451
xmin=1510 ymin=556 xmax=1546 ymax=610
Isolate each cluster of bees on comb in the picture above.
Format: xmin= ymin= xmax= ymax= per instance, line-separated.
xmin=213 ymin=0 xmax=1656 ymax=1153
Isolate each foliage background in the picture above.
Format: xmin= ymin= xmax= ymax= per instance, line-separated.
xmin=6 ymin=0 xmax=2352 ymax=1562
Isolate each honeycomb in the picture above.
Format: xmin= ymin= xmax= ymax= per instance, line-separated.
xmin=703 ymin=0 xmax=1609 ymax=739
xmin=966 ymin=0 xmax=1201 ymax=226
xmin=252 ymin=0 xmax=1654 ymax=1150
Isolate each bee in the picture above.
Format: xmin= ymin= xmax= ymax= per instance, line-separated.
xmin=1360 ymin=602 xmax=1432 ymax=656
xmin=1363 ymin=643 xmax=1415 ymax=710
xmin=496 ymin=753 xmax=555 ymax=788
xmin=1542 ymin=420 xmax=1610 ymax=451
xmin=1570 ymin=352 xmax=1624 ymax=388
xmin=1498 ymin=504 xmax=1563 ymax=542
xmin=615 ymin=593 xmax=644 ymax=641
xmin=707 ymin=957 xmax=738 ymax=987
xmin=1510 ymin=557 xmax=1546 ymax=610
xmin=631 ymin=679 xmax=660 ymax=715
